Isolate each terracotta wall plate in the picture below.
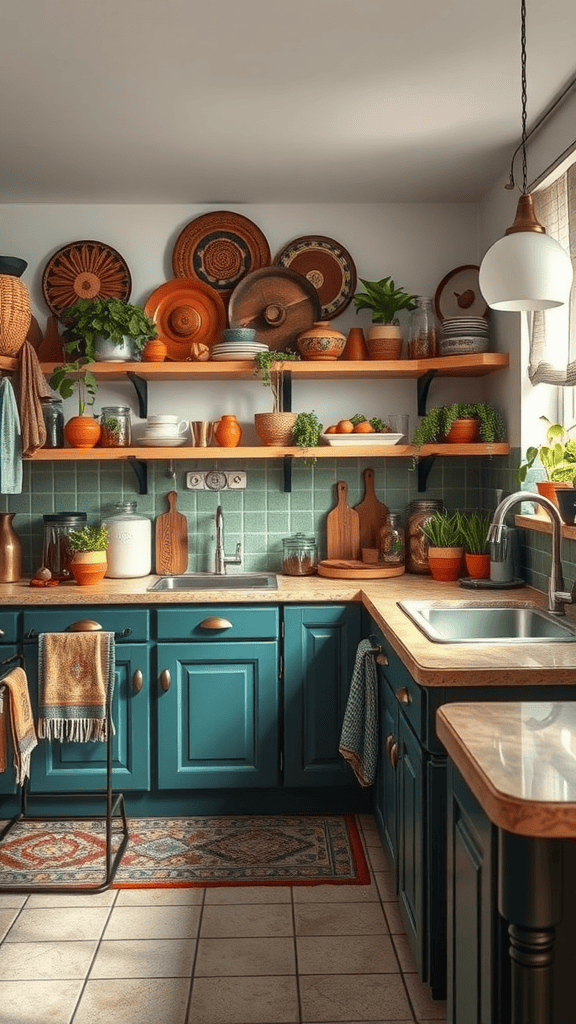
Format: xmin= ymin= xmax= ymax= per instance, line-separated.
xmin=172 ymin=211 xmax=271 ymax=304
xmin=42 ymin=240 xmax=132 ymax=315
xmin=144 ymin=278 xmax=227 ymax=361
xmin=434 ymin=264 xmax=488 ymax=321
xmin=228 ymin=266 xmax=321 ymax=352
xmin=273 ymin=235 xmax=357 ymax=319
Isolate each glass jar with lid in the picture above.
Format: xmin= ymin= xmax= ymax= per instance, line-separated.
xmin=407 ymin=297 xmax=439 ymax=359
xmin=405 ymin=499 xmax=444 ymax=574
xmin=41 ymin=397 xmax=64 ymax=449
xmin=102 ymin=501 xmax=152 ymax=578
xmin=281 ymin=533 xmax=318 ymax=576
xmin=99 ymin=406 xmax=132 ymax=448
xmin=379 ymin=513 xmax=405 ymax=566
xmin=42 ymin=512 xmax=88 ymax=579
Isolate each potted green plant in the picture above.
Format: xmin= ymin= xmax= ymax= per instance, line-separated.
xmin=412 ymin=403 xmax=506 ymax=455
xmin=49 ymin=356 xmax=101 ymax=449
xmin=352 ymin=277 xmax=417 ymax=359
xmin=60 ymin=297 xmax=158 ymax=363
xmin=459 ymin=511 xmax=491 ymax=579
xmin=292 ymin=410 xmax=323 ymax=464
xmin=517 ymin=417 xmax=576 ymax=506
xmin=419 ymin=510 xmax=464 ymax=581
xmin=68 ymin=523 xmax=109 ymax=586
xmin=254 ymin=350 xmax=301 ymax=445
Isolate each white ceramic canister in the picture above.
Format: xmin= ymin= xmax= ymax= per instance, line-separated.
xmin=103 ymin=501 xmax=152 ymax=578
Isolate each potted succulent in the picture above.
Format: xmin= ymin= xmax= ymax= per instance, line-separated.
xmin=60 ymin=297 xmax=158 ymax=363
xmin=517 ymin=417 xmax=576 ymax=506
xmin=352 ymin=277 xmax=417 ymax=359
xmin=459 ymin=511 xmax=492 ymax=579
xmin=49 ymin=357 xmax=101 ymax=449
xmin=68 ymin=523 xmax=109 ymax=586
xmin=254 ymin=350 xmax=301 ymax=445
xmin=419 ymin=510 xmax=464 ymax=581
xmin=412 ymin=403 xmax=506 ymax=455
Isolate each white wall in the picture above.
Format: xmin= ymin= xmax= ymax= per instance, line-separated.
xmin=1 ymin=202 xmax=481 ymax=440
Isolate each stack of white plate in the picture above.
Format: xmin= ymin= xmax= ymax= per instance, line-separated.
xmin=440 ymin=317 xmax=490 ymax=356
xmin=211 ymin=341 xmax=269 ymax=362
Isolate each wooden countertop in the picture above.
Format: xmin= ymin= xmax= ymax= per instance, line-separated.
xmin=437 ymin=702 xmax=576 ymax=838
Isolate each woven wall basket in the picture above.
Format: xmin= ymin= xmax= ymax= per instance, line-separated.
xmin=0 ymin=275 xmax=32 ymax=356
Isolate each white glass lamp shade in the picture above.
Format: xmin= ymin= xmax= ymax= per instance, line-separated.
xmin=479 ymin=230 xmax=573 ymax=312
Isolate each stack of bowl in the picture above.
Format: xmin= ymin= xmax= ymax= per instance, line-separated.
xmin=139 ymin=415 xmax=189 ymax=446
xmin=211 ymin=327 xmax=269 ymax=362
xmin=439 ymin=317 xmax=490 ymax=356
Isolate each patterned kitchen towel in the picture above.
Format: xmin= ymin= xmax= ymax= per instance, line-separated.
xmin=339 ymin=638 xmax=379 ymax=787
xmin=0 ymin=377 xmax=22 ymax=493
xmin=37 ymin=631 xmax=115 ymax=743
xmin=0 ymin=667 xmax=38 ymax=785
xmin=17 ymin=340 xmax=52 ymax=456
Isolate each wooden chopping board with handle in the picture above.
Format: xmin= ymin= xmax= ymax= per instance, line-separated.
xmin=326 ymin=481 xmax=360 ymax=560
xmin=155 ymin=491 xmax=188 ymax=575
xmin=354 ymin=467 xmax=389 ymax=549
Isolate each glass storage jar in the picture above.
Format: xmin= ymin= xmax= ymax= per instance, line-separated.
xmin=42 ymin=512 xmax=88 ymax=579
xmin=41 ymin=397 xmax=64 ymax=449
xmin=407 ymin=296 xmax=439 ymax=359
xmin=281 ymin=533 xmax=318 ymax=576
xmin=379 ymin=513 xmax=405 ymax=566
xmin=405 ymin=499 xmax=444 ymax=574
xmin=102 ymin=501 xmax=152 ymax=578
xmin=99 ymin=406 xmax=132 ymax=448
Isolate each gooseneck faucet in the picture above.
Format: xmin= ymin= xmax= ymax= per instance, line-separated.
xmin=488 ymin=490 xmax=576 ymax=615
xmin=214 ymin=504 xmax=242 ymax=575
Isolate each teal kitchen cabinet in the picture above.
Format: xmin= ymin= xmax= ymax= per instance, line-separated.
xmin=155 ymin=605 xmax=280 ymax=789
xmin=21 ymin=609 xmax=151 ymax=793
xmin=283 ymin=604 xmax=361 ymax=787
xmin=0 ymin=611 xmax=21 ymax=796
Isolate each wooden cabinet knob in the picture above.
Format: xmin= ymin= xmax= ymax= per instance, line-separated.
xmin=159 ymin=669 xmax=171 ymax=692
xmin=376 ymin=652 xmax=388 ymax=666
xmin=395 ymin=686 xmax=411 ymax=705
xmin=132 ymin=669 xmax=143 ymax=693
xmin=389 ymin=741 xmax=399 ymax=769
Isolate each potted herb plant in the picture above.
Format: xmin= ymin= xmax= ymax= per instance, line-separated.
xmin=419 ymin=510 xmax=464 ymax=581
xmin=68 ymin=524 xmax=109 ymax=586
xmin=49 ymin=357 xmax=101 ymax=449
xmin=412 ymin=403 xmax=506 ymax=454
xmin=459 ymin=511 xmax=491 ymax=579
xmin=254 ymin=350 xmax=301 ymax=446
xmin=352 ymin=277 xmax=417 ymax=359
xmin=61 ymin=297 xmax=158 ymax=363
xmin=292 ymin=411 xmax=323 ymax=464
xmin=517 ymin=416 xmax=576 ymax=506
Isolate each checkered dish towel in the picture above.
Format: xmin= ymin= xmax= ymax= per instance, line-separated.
xmin=38 ymin=631 xmax=115 ymax=743
xmin=339 ymin=638 xmax=379 ymax=787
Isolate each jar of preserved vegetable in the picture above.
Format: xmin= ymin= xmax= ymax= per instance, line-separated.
xmin=380 ymin=513 xmax=405 ymax=566
xmin=281 ymin=534 xmax=318 ymax=576
xmin=103 ymin=501 xmax=152 ymax=578
xmin=405 ymin=499 xmax=444 ymax=574
xmin=41 ymin=398 xmax=64 ymax=449
xmin=42 ymin=512 xmax=88 ymax=579
xmin=407 ymin=296 xmax=439 ymax=359
xmin=99 ymin=406 xmax=132 ymax=447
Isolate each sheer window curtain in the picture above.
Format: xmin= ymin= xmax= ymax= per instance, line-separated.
xmin=528 ymin=162 xmax=576 ymax=385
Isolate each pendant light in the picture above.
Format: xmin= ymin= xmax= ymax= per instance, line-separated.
xmin=479 ymin=0 xmax=573 ymax=311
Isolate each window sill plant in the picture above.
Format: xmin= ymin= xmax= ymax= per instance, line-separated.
xmin=418 ymin=510 xmax=463 ymax=581
xmin=517 ymin=417 xmax=576 ymax=507
xmin=459 ymin=511 xmax=491 ymax=579
xmin=352 ymin=276 xmax=417 ymax=359
xmin=68 ymin=524 xmax=109 ymax=586
xmin=61 ymin=297 xmax=158 ymax=363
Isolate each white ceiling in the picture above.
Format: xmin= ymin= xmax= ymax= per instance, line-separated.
xmin=1 ymin=0 xmax=576 ymax=204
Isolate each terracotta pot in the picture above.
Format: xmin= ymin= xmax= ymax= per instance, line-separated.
xmin=64 ymin=416 xmax=102 ymax=449
xmin=214 ymin=414 xmax=242 ymax=447
xmin=445 ymin=418 xmax=480 ymax=444
xmin=254 ymin=412 xmax=297 ymax=446
xmin=342 ymin=327 xmax=368 ymax=361
xmin=464 ymin=552 xmax=491 ymax=580
xmin=367 ymin=325 xmax=402 ymax=360
xmin=536 ymin=480 xmax=573 ymax=509
xmin=427 ymin=546 xmax=464 ymax=582
xmin=70 ymin=551 xmax=107 ymax=586
xmin=297 ymin=321 xmax=346 ymax=361
xmin=142 ymin=337 xmax=167 ymax=362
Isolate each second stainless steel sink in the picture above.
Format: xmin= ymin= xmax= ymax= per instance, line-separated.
xmin=148 ymin=573 xmax=278 ymax=591
xmin=398 ymin=600 xmax=576 ymax=643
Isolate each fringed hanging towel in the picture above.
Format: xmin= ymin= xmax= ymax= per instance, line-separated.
xmin=339 ymin=638 xmax=379 ymax=787
xmin=38 ymin=631 xmax=115 ymax=743
xmin=0 ymin=666 xmax=38 ymax=785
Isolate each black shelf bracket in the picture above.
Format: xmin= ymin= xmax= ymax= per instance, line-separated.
xmin=417 ymin=370 xmax=437 ymax=417
xmin=127 ymin=456 xmax=148 ymax=495
xmin=282 ymin=369 xmax=293 ymax=413
xmin=283 ymin=455 xmax=294 ymax=493
xmin=417 ymin=455 xmax=436 ymax=492
xmin=126 ymin=372 xmax=148 ymax=419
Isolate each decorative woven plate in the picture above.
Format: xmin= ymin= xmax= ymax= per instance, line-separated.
xmin=172 ymin=211 xmax=271 ymax=303
xmin=434 ymin=264 xmax=488 ymax=321
xmin=273 ymin=235 xmax=357 ymax=319
xmin=144 ymin=278 xmax=227 ymax=361
xmin=42 ymin=240 xmax=132 ymax=315
xmin=228 ymin=266 xmax=321 ymax=352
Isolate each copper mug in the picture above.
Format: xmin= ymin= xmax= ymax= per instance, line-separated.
xmin=190 ymin=421 xmax=214 ymax=447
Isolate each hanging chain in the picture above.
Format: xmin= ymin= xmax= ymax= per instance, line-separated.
xmin=520 ymin=0 xmax=528 ymax=193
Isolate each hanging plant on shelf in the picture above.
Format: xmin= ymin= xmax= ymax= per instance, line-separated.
xmin=254 ymin=350 xmax=300 ymax=413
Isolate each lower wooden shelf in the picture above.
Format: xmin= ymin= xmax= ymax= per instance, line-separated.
xmin=26 ymin=443 xmax=510 ymax=461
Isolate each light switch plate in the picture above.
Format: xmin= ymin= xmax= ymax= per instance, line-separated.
xmin=186 ymin=470 xmax=247 ymax=491
xmin=186 ymin=472 xmax=205 ymax=490
xmin=226 ymin=471 xmax=247 ymax=489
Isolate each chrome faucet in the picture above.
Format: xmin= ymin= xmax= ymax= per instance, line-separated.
xmin=214 ymin=504 xmax=242 ymax=575
xmin=488 ymin=490 xmax=576 ymax=615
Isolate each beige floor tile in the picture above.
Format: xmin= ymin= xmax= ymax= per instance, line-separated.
xmin=0 ymin=894 xmax=28 ymax=909
xmin=374 ymin=871 xmax=398 ymax=902
xmin=200 ymin=902 xmax=293 ymax=938
xmin=362 ymin=830 xmax=386 ymax=849
xmin=25 ymin=890 xmax=117 ymax=908
xmin=358 ymin=815 xmax=377 ymax=828
xmin=189 ymin=975 xmax=299 ymax=1024
xmin=383 ymin=903 xmax=406 ymax=935
xmin=103 ymin=905 xmax=200 ymax=941
xmin=299 ymin=972 xmax=412 ymax=1021
xmin=204 ymin=885 xmax=291 ymax=904
xmin=74 ymin=977 xmax=191 ymax=1024
xmin=90 ymin=937 xmax=196 ymax=978
xmin=294 ymin=901 xmax=388 ymax=936
xmin=392 ymin=933 xmax=418 ymax=972
xmin=195 ymin=936 xmax=296 ymax=976
xmin=293 ymin=881 xmax=379 ymax=903
xmin=115 ymin=888 xmax=205 ymax=906
xmin=5 ymin=906 xmax=110 ymax=943
xmin=403 ymin=973 xmax=448 ymax=1021
xmin=0 ymin=908 xmax=19 ymax=940
xmin=0 ymin=979 xmax=83 ymax=1023
xmin=296 ymin=933 xmax=399 ymax=974
xmin=0 ymin=940 xmax=97 ymax=980
xmin=367 ymin=846 xmax=391 ymax=872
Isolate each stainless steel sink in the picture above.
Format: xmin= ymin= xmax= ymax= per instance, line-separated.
xmin=398 ymin=600 xmax=576 ymax=643
xmin=148 ymin=573 xmax=278 ymax=591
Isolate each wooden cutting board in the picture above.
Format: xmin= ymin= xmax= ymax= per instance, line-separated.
xmin=326 ymin=481 xmax=360 ymax=560
xmin=354 ymin=468 xmax=389 ymax=549
xmin=155 ymin=491 xmax=188 ymax=575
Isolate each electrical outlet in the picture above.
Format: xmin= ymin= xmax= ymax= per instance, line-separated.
xmin=226 ymin=471 xmax=247 ymax=490
xmin=186 ymin=470 xmax=248 ymax=491
xmin=186 ymin=472 xmax=205 ymax=490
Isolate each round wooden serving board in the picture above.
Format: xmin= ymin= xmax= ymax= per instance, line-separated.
xmin=318 ymin=560 xmax=405 ymax=580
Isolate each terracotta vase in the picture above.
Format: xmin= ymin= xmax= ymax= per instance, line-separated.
xmin=214 ymin=414 xmax=242 ymax=447
xmin=296 ymin=321 xmax=346 ymax=360
xmin=464 ymin=552 xmax=491 ymax=580
xmin=254 ymin=412 xmax=297 ymax=446
xmin=446 ymin=418 xmax=480 ymax=444
xmin=367 ymin=325 xmax=403 ymax=360
xmin=142 ymin=337 xmax=167 ymax=362
xmin=427 ymin=546 xmax=464 ymax=582
xmin=64 ymin=416 xmax=102 ymax=449
xmin=70 ymin=551 xmax=108 ymax=586
xmin=0 ymin=512 xmax=22 ymax=582
xmin=342 ymin=327 xmax=369 ymax=361
xmin=536 ymin=480 xmax=573 ymax=509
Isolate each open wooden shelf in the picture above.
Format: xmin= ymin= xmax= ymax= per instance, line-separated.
xmin=27 ymin=443 xmax=510 ymax=462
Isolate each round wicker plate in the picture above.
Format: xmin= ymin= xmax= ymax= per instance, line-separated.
xmin=273 ymin=235 xmax=357 ymax=319
xmin=172 ymin=211 xmax=271 ymax=304
xmin=42 ymin=240 xmax=132 ymax=315
xmin=144 ymin=278 xmax=227 ymax=360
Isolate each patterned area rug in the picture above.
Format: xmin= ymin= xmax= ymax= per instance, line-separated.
xmin=0 ymin=814 xmax=370 ymax=888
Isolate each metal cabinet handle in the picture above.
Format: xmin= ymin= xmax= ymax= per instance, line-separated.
xmin=389 ymin=741 xmax=399 ymax=769
xmin=159 ymin=669 xmax=171 ymax=692
xmin=132 ymin=669 xmax=143 ymax=693
xmin=0 ymin=628 xmax=4 ymax=637
xmin=376 ymin=652 xmax=388 ymax=666
xmin=198 ymin=617 xmax=232 ymax=630
xmin=395 ymin=686 xmax=411 ymax=705
xmin=67 ymin=619 xmax=102 ymax=632
xmin=385 ymin=734 xmax=395 ymax=761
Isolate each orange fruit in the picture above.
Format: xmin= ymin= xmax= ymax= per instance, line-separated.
xmin=353 ymin=421 xmax=375 ymax=433
xmin=336 ymin=419 xmax=355 ymax=433
xmin=325 ymin=425 xmax=337 ymax=434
